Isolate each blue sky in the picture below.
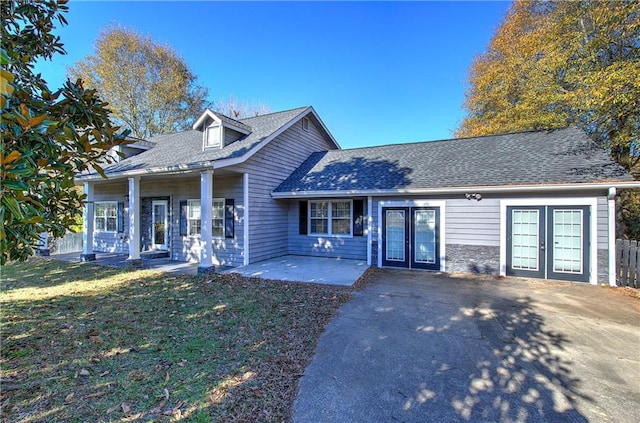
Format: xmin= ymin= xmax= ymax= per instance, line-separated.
xmin=35 ymin=1 xmax=511 ymax=149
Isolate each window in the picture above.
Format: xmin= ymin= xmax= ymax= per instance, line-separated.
xmin=185 ymin=199 xmax=225 ymax=237
xmin=212 ymin=198 xmax=224 ymax=238
xmin=301 ymin=117 xmax=309 ymax=132
xmin=188 ymin=200 xmax=201 ymax=236
xmin=204 ymin=125 xmax=221 ymax=148
xmin=309 ymin=200 xmax=352 ymax=236
xmin=95 ymin=202 xmax=117 ymax=232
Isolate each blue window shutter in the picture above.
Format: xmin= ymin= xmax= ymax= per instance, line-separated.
xmin=353 ymin=199 xmax=364 ymax=236
xmin=179 ymin=200 xmax=187 ymax=236
xmin=117 ymin=202 xmax=124 ymax=233
xmin=225 ymin=199 xmax=235 ymax=239
xmin=299 ymin=201 xmax=308 ymax=235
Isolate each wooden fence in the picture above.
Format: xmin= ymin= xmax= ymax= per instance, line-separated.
xmin=616 ymin=239 xmax=639 ymax=288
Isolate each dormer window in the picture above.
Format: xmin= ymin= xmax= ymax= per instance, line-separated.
xmin=205 ymin=125 xmax=221 ymax=149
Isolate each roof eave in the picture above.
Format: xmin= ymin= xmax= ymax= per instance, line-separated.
xmin=271 ymin=180 xmax=640 ymax=199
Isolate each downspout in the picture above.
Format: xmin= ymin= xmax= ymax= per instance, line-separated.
xmin=367 ymin=196 xmax=372 ymax=266
xmin=607 ymin=187 xmax=617 ymax=287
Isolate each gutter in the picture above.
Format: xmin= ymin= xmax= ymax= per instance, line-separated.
xmin=271 ymin=181 xmax=640 ymax=199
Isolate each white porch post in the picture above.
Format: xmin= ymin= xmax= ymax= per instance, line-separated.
xmin=199 ymin=169 xmax=214 ymax=272
xmin=243 ymin=173 xmax=250 ymax=266
xmin=127 ymin=176 xmax=141 ymax=265
xmin=81 ymin=182 xmax=95 ymax=261
xmin=608 ymin=187 xmax=617 ymax=287
xmin=367 ymin=196 xmax=372 ymax=266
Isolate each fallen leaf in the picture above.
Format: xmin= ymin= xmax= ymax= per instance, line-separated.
xmin=121 ymin=402 xmax=131 ymax=414
xmin=65 ymin=392 xmax=74 ymax=403
xmin=164 ymin=371 xmax=170 ymax=384
xmin=85 ymin=391 xmax=106 ymax=399
xmin=79 ymin=369 xmax=90 ymax=377
xmin=106 ymin=405 xmax=118 ymax=414
xmin=99 ymin=370 xmax=110 ymax=377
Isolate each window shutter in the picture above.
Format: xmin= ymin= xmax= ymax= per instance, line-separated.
xmin=353 ymin=199 xmax=364 ymax=236
xmin=117 ymin=202 xmax=124 ymax=233
xmin=299 ymin=201 xmax=308 ymax=235
xmin=225 ymin=198 xmax=235 ymax=239
xmin=179 ymin=200 xmax=188 ymax=236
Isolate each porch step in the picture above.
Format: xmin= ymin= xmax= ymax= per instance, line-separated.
xmin=141 ymin=250 xmax=170 ymax=259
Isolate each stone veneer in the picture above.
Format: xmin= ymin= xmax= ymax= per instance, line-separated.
xmin=446 ymin=244 xmax=501 ymax=275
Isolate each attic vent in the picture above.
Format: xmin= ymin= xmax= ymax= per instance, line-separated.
xmin=205 ymin=125 xmax=221 ymax=148
xmin=302 ymin=117 xmax=309 ymax=132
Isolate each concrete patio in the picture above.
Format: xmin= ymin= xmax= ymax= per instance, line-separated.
xmin=49 ymin=253 xmax=368 ymax=285
xmin=223 ymin=255 xmax=369 ymax=286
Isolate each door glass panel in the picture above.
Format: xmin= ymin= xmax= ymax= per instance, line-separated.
xmin=414 ymin=210 xmax=436 ymax=263
xmin=385 ymin=210 xmax=405 ymax=261
xmin=153 ymin=203 xmax=166 ymax=246
xmin=553 ymin=210 xmax=582 ymax=273
xmin=511 ymin=210 xmax=539 ymax=270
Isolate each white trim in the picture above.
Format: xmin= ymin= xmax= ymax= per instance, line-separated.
xmin=608 ymin=187 xmax=617 ymax=286
xmin=308 ymin=199 xmax=353 ymax=237
xmin=192 ymin=109 xmax=221 ymax=130
xmin=151 ymin=200 xmax=169 ymax=250
xmin=243 ymin=173 xmax=250 ymax=266
xmin=377 ymin=200 xmax=446 ymax=271
xmin=272 ymin=181 xmax=640 ymax=199
xmin=199 ymin=170 xmax=214 ymax=268
xmin=499 ymin=197 xmax=598 ymax=285
xmin=128 ymin=177 xmax=141 ymax=260
xmin=367 ymin=196 xmax=372 ymax=266
xmin=94 ymin=200 xmax=118 ymax=233
xmin=302 ymin=117 xmax=310 ymax=132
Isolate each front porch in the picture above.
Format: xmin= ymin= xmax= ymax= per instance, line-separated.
xmin=52 ymin=251 xmax=200 ymax=275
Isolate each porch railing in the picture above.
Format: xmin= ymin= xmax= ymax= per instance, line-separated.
xmin=616 ymin=239 xmax=639 ymax=288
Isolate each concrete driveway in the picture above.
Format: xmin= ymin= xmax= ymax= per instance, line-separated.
xmin=293 ymin=269 xmax=640 ymax=423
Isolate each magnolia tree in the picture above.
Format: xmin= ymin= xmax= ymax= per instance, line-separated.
xmin=1 ymin=0 xmax=128 ymax=263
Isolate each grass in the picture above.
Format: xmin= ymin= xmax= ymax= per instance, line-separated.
xmin=0 ymin=258 xmax=353 ymax=422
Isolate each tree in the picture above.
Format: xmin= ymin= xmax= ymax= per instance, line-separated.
xmin=213 ymin=96 xmax=271 ymax=119
xmin=68 ymin=25 xmax=210 ymax=139
xmin=1 ymin=0 xmax=128 ymax=264
xmin=457 ymin=0 xmax=640 ymax=238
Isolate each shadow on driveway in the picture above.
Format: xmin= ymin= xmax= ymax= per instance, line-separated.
xmin=294 ymin=269 xmax=639 ymax=422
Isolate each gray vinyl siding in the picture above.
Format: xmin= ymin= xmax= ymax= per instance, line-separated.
xmin=235 ymin=116 xmax=337 ymax=264
xmin=287 ymin=200 xmax=367 ymax=260
xmin=597 ymin=196 xmax=608 ymax=250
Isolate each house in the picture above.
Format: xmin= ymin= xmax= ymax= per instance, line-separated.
xmin=76 ymin=106 xmax=640 ymax=285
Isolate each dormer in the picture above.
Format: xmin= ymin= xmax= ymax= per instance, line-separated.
xmin=192 ymin=109 xmax=252 ymax=151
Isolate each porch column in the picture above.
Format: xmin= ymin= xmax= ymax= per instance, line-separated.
xmin=127 ymin=176 xmax=142 ymax=266
xmin=80 ymin=182 xmax=95 ymax=261
xmin=608 ymin=187 xmax=617 ymax=286
xmin=199 ymin=169 xmax=215 ymax=273
xmin=243 ymin=173 xmax=250 ymax=266
xmin=367 ymin=196 xmax=372 ymax=266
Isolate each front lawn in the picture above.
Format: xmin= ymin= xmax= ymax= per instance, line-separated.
xmin=0 ymin=258 xmax=352 ymax=422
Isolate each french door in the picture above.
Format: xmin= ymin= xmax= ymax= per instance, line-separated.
xmin=152 ymin=200 xmax=168 ymax=250
xmin=382 ymin=207 xmax=440 ymax=270
xmin=506 ymin=206 xmax=590 ymax=282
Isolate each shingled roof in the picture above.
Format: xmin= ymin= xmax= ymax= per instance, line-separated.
xmin=274 ymin=127 xmax=633 ymax=194
xmin=85 ymin=107 xmax=310 ymax=178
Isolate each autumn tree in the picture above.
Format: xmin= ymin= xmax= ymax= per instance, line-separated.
xmin=213 ymin=96 xmax=271 ymax=119
xmin=1 ymin=0 xmax=128 ymax=263
xmin=68 ymin=25 xmax=210 ymax=139
xmin=458 ymin=0 xmax=640 ymax=237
